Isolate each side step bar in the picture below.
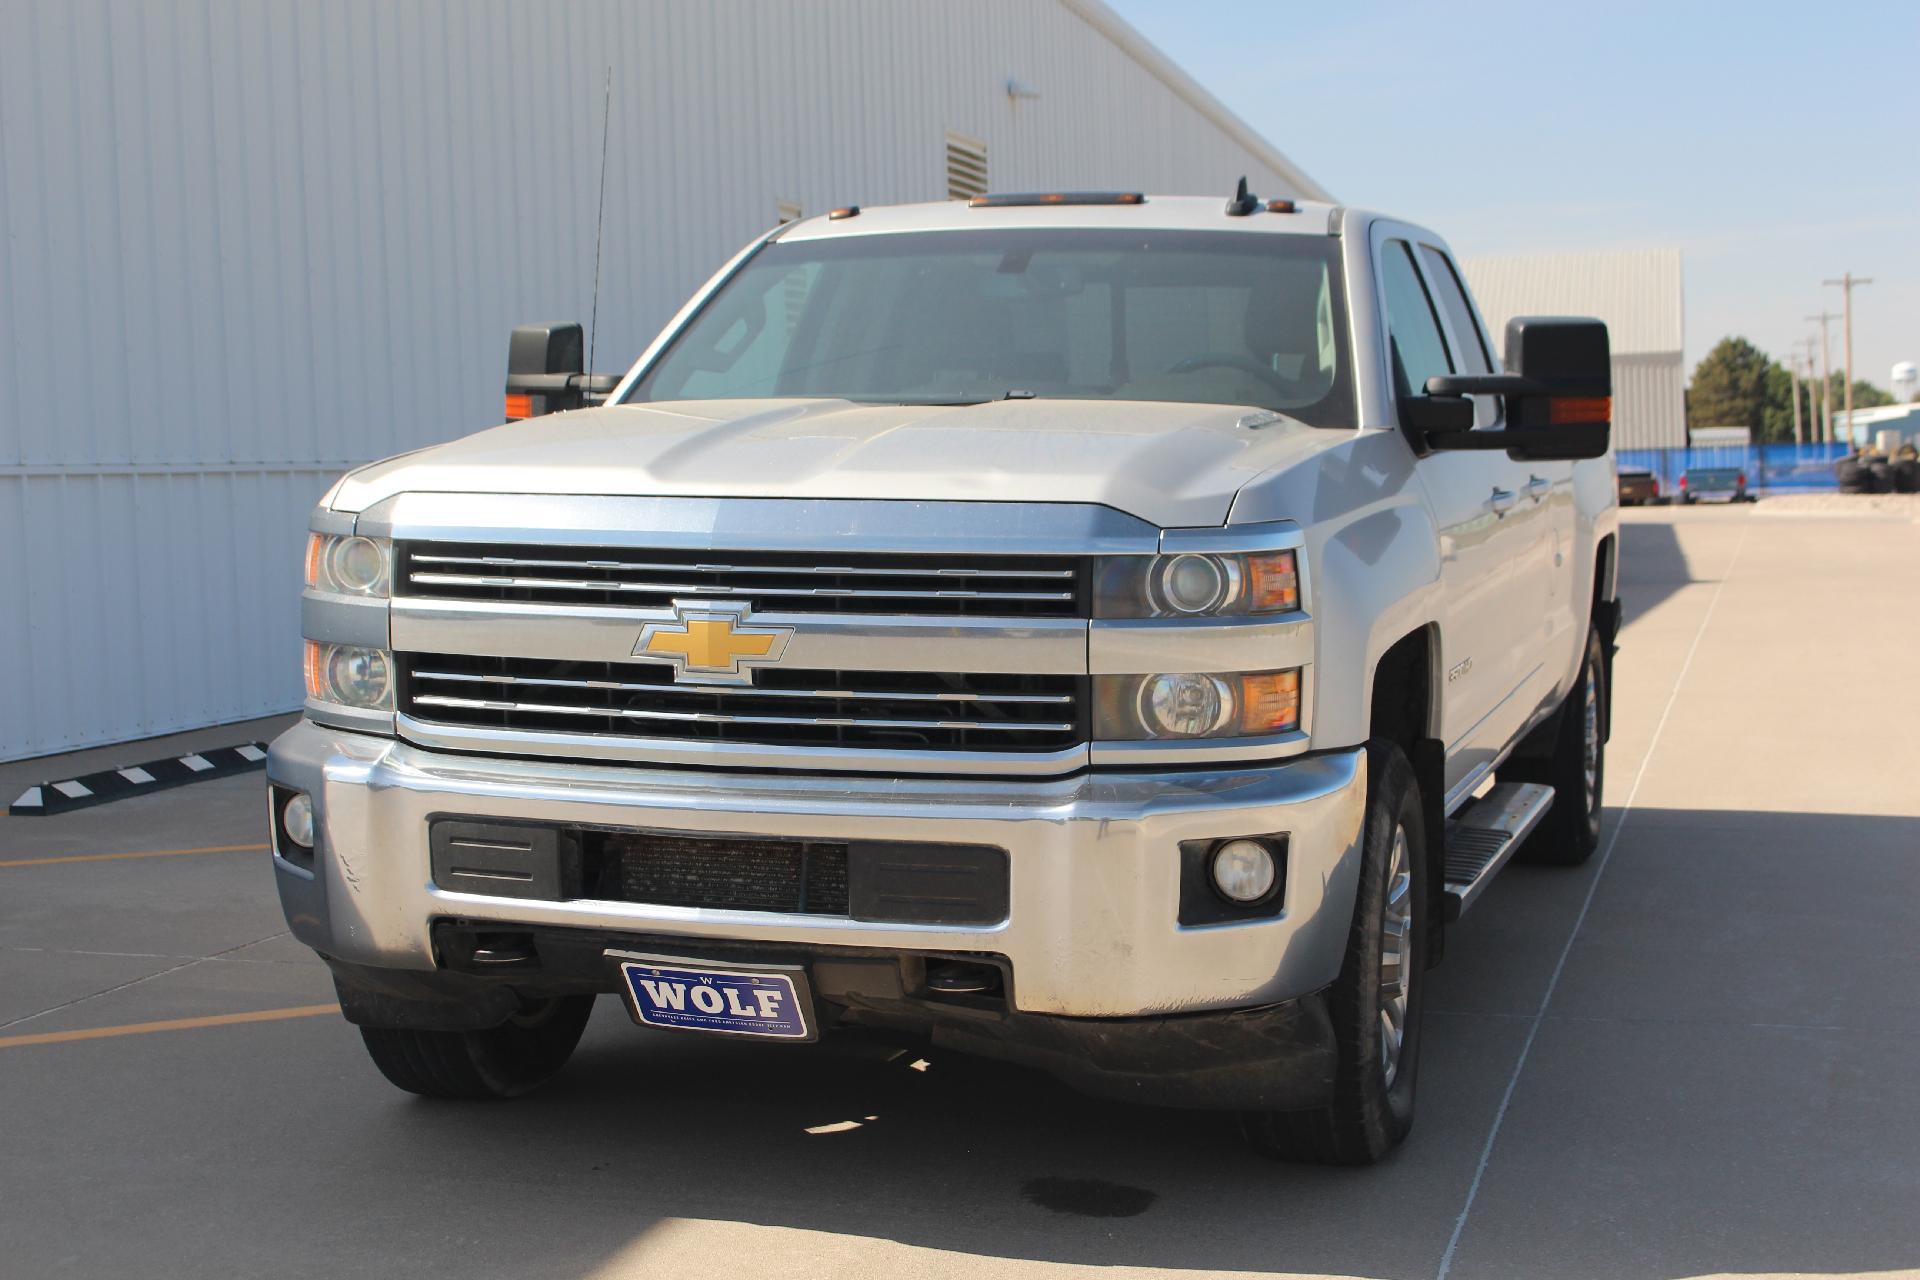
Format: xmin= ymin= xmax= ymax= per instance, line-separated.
xmin=1442 ymin=782 xmax=1555 ymax=920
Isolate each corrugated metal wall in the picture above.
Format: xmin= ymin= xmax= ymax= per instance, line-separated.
xmin=1608 ymin=353 xmax=1688 ymax=453
xmin=1461 ymin=249 xmax=1688 ymax=453
xmin=0 ymin=0 xmax=1321 ymax=761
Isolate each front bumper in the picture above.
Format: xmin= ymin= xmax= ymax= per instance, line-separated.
xmin=266 ymin=721 xmax=1366 ymax=1019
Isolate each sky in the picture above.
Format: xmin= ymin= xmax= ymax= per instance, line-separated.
xmin=1110 ymin=0 xmax=1919 ymax=392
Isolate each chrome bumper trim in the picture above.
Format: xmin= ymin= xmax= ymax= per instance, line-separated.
xmin=268 ymin=722 xmax=1368 ymax=1018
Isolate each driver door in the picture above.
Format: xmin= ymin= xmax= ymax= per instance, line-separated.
xmin=1373 ymin=230 xmax=1538 ymax=800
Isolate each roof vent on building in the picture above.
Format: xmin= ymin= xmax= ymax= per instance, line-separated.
xmin=776 ymin=200 xmax=802 ymax=225
xmin=946 ymin=131 xmax=989 ymax=202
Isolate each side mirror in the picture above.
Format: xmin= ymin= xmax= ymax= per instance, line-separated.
xmin=504 ymin=323 xmax=619 ymax=420
xmin=1420 ymin=316 xmax=1612 ymax=461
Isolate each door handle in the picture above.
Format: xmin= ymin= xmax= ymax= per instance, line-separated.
xmin=1525 ymin=474 xmax=1552 ymax=501
xmin=1487 ymin=487 xmax=1517 ymax=515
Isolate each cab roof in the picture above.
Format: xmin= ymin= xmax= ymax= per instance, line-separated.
xmin=776 ymin=194 xmax=1344 ymax=241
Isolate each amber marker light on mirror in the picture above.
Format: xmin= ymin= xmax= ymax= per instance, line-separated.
xmin=1239 ymin=670 xmax=1301 ymax=735
xmin=1548 ymin=396 xmax=1610 ymax=425
xmin=503 ymin=393 xmax=533 ymax=420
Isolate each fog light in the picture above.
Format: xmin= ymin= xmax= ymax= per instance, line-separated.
xmin=281 ymin=792 xmax=315 ymax=850
xmin=1211 ymin=838 xmax=1277 ymax=903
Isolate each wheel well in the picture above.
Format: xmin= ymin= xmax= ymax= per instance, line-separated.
xmin=1369 ymin=626 xmax=1446 ymax=967
xmin=1592 ymin=533 xmax=1617 ymax=624
xmin=1368 ymin=627 xmax=1434 ymax=754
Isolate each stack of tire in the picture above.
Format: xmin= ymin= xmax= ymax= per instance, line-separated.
xmin=1834 ymin=455 xmax=1910 ymax=494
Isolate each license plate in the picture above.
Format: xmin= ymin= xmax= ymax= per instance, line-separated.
xmin=613 ymin=956 xmax=813 ymax=1041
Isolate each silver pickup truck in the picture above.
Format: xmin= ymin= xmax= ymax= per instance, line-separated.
xmin=270 ymin=190 xmax=1620 ymax=1164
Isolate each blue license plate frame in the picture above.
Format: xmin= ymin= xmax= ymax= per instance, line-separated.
xmin=610 ymin=952 xmax=816 ymax=1042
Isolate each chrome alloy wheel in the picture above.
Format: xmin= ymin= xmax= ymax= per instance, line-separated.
xmin=1379 ymin=825 xmax=1413 ymax=1088
xmin=1582 ymin=663 xmax=1601 ymax=815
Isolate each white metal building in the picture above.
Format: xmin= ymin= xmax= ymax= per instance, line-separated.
xmin=1461 ymin=249 xmax=1687 ymax=453
xmin=0 ymin=0 xmax=1327 ymax=762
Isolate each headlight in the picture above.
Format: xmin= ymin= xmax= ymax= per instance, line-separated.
xmin=1095 ymin=669 xmax=1300 ymax=740
xmin=1093 ymin=549 xmax=1299 ymax=618
xmin=305 ymin=533 xmax=391 ymax=597
xmin=305 ymin=641 xmax=394 ymax=710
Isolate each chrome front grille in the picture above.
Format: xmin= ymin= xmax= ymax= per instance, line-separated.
xmin=398 ymin=653 xmax=1086 ymax=753
xmin=396 ymin=541 xmax=1085 ymax=618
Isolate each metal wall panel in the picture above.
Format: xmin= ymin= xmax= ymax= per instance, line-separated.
xmin=0 ymin=0 xmax=1323 ymax=760
xmin=1461 ymin=249 xmax=1685 ymax=358
xmin=1610 ymin=354 xmax=1688 ymax=453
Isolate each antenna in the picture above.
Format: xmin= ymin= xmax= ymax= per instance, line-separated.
xmin=586 ymin=66 xmax=612 ymax=395
xmin=1225 ymin=175 xmax=1259 ymax=217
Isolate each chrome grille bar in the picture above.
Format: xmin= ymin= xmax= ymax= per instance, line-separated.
xmin=409 ymin=553 xmax=1075 ymax=580
xmin=412 ymin=669 xmax=1073 ymax=705
xmin=408 ymin=572 xmax=1074 ymax=604
xmin=412 ymin=693 xmax=1074 ymax=734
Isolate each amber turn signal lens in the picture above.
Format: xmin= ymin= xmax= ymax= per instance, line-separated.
xmin=1239 ymin=670 xmax=1301 ymax=735
xmin=303 ymin=640 xmax=324 ymax=700
xmin=303 ymin=534 xmax=322 ymax=588
xmin=1248 ymin=550 xmax=1300 ymax=613
xmin=503 ymin=393 xmax=533 ymax=420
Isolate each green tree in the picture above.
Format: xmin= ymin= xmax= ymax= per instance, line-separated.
xmin=1758 ymin=362 xmax=1799 ymax=442
xmin=1688 ymin=337 xmax=1774 ymax=434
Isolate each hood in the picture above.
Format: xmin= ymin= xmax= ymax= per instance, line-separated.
xmin=327 ymin=398 xmax=1346 ymax=529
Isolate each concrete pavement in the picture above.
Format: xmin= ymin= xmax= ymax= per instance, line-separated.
xmin=1 ymin=505 xmax=1915 ymax=1279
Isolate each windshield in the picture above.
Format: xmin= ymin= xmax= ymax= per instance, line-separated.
xmin=625 ymin=229 xmax=1355 ymax=428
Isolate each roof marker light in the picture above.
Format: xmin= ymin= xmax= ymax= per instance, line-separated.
xmin=1266 ymin=198 xmax=1298 ymax=214
xmin=968 ymin=192 xmax=1145 ymax=208
xmin=828 ymin=205 xmax=861 ymax=220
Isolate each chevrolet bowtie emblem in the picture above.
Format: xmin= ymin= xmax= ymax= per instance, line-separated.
xmin=634 ymin=600 xmax=792 ymax=685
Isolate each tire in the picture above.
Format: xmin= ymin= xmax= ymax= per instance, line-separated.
xmin=1893 ymin=460 xmax=1919 ymax=494
xmin=1869 ymin=461 xmax=1894 ymax=494
xmin=359 ymin=994 xmax=596 ymax=1099
xmin=1836 ymin=460 xmax=1870 ymax=493
xmin=1241 ymin=741 xmax=1426 ymax=1165
xmin=1504 ymin=624 xmax=1606 ymax=866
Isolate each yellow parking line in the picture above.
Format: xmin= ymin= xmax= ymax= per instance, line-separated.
xmin=0 ymin=842 xmax=268 ymax=869
xmin=0 ymin=1003 xmax=339 ymax=1050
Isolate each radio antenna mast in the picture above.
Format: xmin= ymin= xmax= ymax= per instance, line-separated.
xmin=587 ymin=66 xmax=612 ymax=393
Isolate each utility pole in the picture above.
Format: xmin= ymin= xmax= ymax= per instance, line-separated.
xmin=1800 ymin=339 xmax=1821 ymax=445
xmin=1806 ymin=310 xmax=1838 ymax=444
xmin=1822 ymin=275 xmax=1872 ymax=449
xmin=1788 ymin=352 xmax=1803 ymax=445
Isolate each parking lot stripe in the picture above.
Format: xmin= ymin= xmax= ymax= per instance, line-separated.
xmin=0 ymin=842 xmax=268 ymax=869
xmin=1433 ymin=517 xmax=1752 ymax=1280
xmin=0 ymin=1004 xmax=339 ymax=1051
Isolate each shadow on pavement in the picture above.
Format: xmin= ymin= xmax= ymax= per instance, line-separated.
xmin=1617 ymin=516 xmax=1697 ymax=626
xmin=303 ymin=809 xmax=1916 ymax=1280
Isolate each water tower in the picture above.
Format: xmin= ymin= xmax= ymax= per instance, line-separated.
xmin=1895 ymin=362 xmax=1919 ymax=403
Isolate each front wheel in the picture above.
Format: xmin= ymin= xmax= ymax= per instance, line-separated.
xmin=359 ymin=995 xmax=596 ymax=1099
xmin=1241 ymin=741 xmax=1426 ymax=1165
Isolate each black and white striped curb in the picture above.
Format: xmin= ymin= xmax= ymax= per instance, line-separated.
xmin=9 ymin=743 xmax=269 ymax=817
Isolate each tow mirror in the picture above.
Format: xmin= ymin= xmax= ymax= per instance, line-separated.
xmin=1419 ymin=316 xmax=1612 ymax=461
xmin=504 ymin=323 xmax=619 ymax=420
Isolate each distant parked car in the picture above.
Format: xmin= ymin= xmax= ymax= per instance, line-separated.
xmin=1617 ymin=467 xmax=1660 ymax=506
xmin=1678 ymin=467 xmax=1747 ymax=504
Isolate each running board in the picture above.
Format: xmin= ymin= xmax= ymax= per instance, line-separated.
xmin=1442 ymin=782 xmax=1556 ymax=920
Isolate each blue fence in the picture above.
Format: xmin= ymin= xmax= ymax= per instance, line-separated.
xmin=1616 ymin=443 xmax=1848 ymax=494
